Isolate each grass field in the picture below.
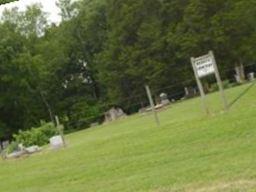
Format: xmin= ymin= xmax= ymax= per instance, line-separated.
xmin=1 ymin=82 xmax=256 ymax=192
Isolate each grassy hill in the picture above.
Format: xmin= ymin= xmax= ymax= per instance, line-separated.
xmin=1 ymin=82 xmax=256 ymax=192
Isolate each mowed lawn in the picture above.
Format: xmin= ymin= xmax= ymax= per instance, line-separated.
xmin=1 ymin=83 xmax=256 ymax=192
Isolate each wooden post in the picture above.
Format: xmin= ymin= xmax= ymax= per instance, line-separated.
xmin=191 ymin=57 xmax=210 ymax=115
xmin=145 ymin=85 xmax=160 ymax=126
xmin=55 ymin=115 xmax=66 ymax=147
xmin=209 ymin=51 xmax=229 ymax=111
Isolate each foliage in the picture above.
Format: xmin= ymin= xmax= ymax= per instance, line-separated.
xmin=1 ymin=0 xmax=256 ymax=138
xmin=5 ymin=141 xmax=18 ymax=154
xmin=0 ymin=0 xmax=17 ymax=5
xmin=67 ymin=99 xmax=102 ymax=130
xmin=13 ymin=122 xmax=57 ymax=147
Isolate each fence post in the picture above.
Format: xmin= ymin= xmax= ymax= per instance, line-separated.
xmin=55 ymin=115 xmax=66 ymax=147
xmin=145 ymin=85 xmax=160 ymax=127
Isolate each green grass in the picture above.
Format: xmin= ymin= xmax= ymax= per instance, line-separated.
xmin=1 ymin=83 xmax=256 ymax=192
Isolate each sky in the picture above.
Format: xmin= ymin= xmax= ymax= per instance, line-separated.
xmin=0 ymin=0 xmax=61 ymax=23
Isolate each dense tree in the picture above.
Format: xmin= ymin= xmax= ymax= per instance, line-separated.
xmin=0 ymin=4 xmax=50 ymax=138
xmin=0 ymin=0 xmax=17 ymax=5
xmin=98 ymin=0 xmax=168 ymax=109
xmin=56 ymin=0 xmax=78 ymax=21
xmin=1 ymin=0 xmax=256 ymax=138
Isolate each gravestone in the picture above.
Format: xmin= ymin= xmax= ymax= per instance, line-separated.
xmin=235 ymin=74 xmax=242 ymax=83
xmin=50 ymin=135 xmax=64 ymax=149
xmin=159 ymin=93 xmax=170 ymax=106
xmin=104 ymin=107 xmax=127 ymax=122
xmin=235 ymin=64 xmax=245 ymax=83
xmin=184 ymin=87 xmax=197 ymax=98
xmin=248 ymin=72 xmax=255 ymax=81
xmin=138 ymin=107 xmax=147 ymax=114
xmin=2 ymin=141 xmax=9 ymax=149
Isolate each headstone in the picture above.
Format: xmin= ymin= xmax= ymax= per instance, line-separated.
xmin=159 ymin=93 xmax=170 ymax=106
xmin=235 ymin=64 xmax=245 ymax=83
xmin=138 ymin=107 xmax=147 ymax=113
xmin=50 ymin=135 xmax=64 ymax=149
xmin=18 ymin=143 xmax=25 ymax=151
xmin=104 ymin=107 xmax=127 ymax=122
xmin=184 ymin=87 xmax=197 ymax=98
xmin=248 ymin=72 xmax=255 ymax=81
xmin=2 ymin=141 xmax=9 ymax=149
xmin=235 ymin=74 xmax=242 ymax=84
xmin=184 ymin=87 xmax=189 ymax=96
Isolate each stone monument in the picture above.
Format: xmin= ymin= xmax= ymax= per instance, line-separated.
xmin=159 ymin=93 xmax=170 ymax=106
xmin=104 ymin=107 xmax=127 ymax=122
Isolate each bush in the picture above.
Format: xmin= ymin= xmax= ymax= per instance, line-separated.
xmin=5 ymin=141 xmax=19 ymax=154
xmin=67 ymin=100 xmax=102 ymax=130
xmin=13 ymin=122 xmax=57 ymax=147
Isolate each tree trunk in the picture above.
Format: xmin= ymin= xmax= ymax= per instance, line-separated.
xmin=39 ymin=91 xmax=54 ymax=123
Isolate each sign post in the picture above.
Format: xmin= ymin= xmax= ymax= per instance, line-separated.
xmin=191 ymin=51 xmax=228 ymax=114
xmin=210 ymin=51 xmax=229 ymax=111
xmin=191 ymin=57 xmax=210 ymax=115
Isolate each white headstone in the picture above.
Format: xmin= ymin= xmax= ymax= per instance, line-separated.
xmin=248 ymin=72 xmax=255 ymax=81
xmin=50 ymin=135 xmax=64 ymax=149
xmin=159 ymin=93 xmax=170 ymax=106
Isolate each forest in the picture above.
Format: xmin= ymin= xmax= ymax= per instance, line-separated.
xmin=0 ymin=0 xmax=256 ymax=140
xmin=0 ymin=0 xmax=17 ymax=5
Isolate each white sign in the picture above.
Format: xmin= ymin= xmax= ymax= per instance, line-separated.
xmin=191 ymin=51 xmax=228 ymax=113
xmin=194 ymin=55 xmax=215 ymax=78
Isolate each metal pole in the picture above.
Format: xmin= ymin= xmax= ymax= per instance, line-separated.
xmin=55 ymin=115 xmax=66 ymax=147
xmin=209 ymin=51 xmax=229 ymax=111
xmin=191 ymin=57 xmax=210 ymax=115
xmin=145 ymin=85 xmax=160 ymax=126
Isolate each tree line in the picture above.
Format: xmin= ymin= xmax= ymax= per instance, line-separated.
xmin=0 ymin=0 xmax=17 ymax=5
xmin=0 ymin=0 xmax=256 ymax=139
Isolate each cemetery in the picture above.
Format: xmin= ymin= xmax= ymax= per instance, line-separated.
xmin=1 ymin=82 xmax=256 ymax=191
xmin=1 ymin=0 xmax=256 ymax=191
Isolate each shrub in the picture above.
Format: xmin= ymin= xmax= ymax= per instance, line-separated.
xmin=5 ymin=141 xmax=19 ymax=154
xmin=13 ymin=122 xmax=57 ymax=147
xmin=67 ymin=100 xmax=102 ymax=130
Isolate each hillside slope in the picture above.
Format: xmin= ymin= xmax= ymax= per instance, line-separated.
xmin=1 ymin=83 xmax=256 ymax=192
